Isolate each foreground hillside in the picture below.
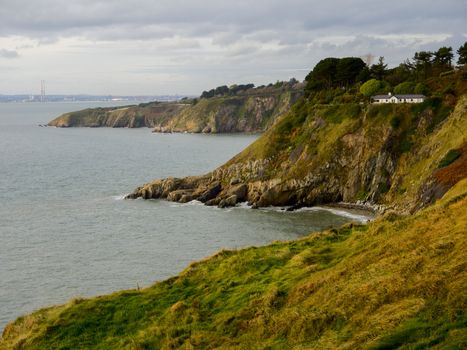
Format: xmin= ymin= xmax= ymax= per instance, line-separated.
xmin=48 ymin=84 xmax=303 ymax=133
xmin=2 ymin=179 xmax=466 ymax=349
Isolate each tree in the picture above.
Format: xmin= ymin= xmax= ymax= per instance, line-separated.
xmin=394 ymin=82 xmax=416 ymax=94
xmin=433 ymin=46 xmax=453 ymax=67
xmin=370 ymin=56 xmax=387 ymax=80
xmin=356 ymin=66 xmax=371 ymax=82
xmin=413 ymin=51 xmax=433 ymax=79
xmin=335 ymin=57 xmax=366 ymax=86
xmin=305 ymin=57 xmax=340 ymax=91
xmin=360 ymin=79 xmax=381 ymax=97
xmin=385 ymin=63 xmax=413 ymax=86
xmin=201 ymin=90 xmax=215 ymax=99
xmin=457 ymin=42 xmax=467 ymax=65
xmin=214 ymin=85 xmax=229 ymax=96
xmin=414 ymin=83 xmax=429 ymax=95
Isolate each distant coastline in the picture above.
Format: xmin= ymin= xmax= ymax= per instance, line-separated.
xmin=0 ymin=94 xmax=190 ymax=103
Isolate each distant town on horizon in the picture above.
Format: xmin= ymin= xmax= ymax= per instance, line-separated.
xmin=0 ymin=94 xmax=190 ymax=103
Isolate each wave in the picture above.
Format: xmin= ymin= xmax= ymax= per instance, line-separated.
xmin=138 ymin=197 xmax=374 ymax=222
xmin=112 ymin=194 xmax=128 ymax=201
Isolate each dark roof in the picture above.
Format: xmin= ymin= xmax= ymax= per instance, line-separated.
xmin=372 ymin=94 xmax=426 ymax=99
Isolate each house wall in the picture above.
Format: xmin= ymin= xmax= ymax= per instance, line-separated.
xmin=372 ymin=97 xmax=425 ymax=104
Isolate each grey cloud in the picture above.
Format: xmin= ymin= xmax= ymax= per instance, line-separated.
xmin=0 ymin=0 xmax=465 ymax=43
xmin=0 ymin=0 xmax=466 ymax=95
xmin=0 ymin=49 xmax=19 ymax=58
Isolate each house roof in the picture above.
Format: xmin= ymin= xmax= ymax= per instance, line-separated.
xmin=372 ymin=94 xmax=426 ymax=99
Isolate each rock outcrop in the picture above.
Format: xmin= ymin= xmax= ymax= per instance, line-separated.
xmin=127 ymin=95 xmax=467 ymax=213
xmin=48 ymin=84 xmax=304 ymax=133
xmin=48 ymin=102 xmax=189 ymax=128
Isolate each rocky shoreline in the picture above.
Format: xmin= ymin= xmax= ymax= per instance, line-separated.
xmin=126 ymin=96 xmax=466 ymax=216
xmin=124 ymin=168 xmax=389 ymax=215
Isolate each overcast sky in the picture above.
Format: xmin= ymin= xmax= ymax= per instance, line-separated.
xmin=0 ymin=0 xmax=466 ymax=95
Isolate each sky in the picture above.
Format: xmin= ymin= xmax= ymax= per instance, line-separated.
xmin=0 ymin=0 xmax=466 ymax=96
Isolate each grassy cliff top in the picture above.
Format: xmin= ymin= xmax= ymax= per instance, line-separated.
xmin=2 ymin=179 xmax=466 ymax=349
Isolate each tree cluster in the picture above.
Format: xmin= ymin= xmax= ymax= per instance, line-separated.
xmin=305 ymin=42 xmax=466 ymax=103
xmin=305 ymin=57 xmax=367 ymax=92
xmin=201 ymin=84 xmax=255 ymax=99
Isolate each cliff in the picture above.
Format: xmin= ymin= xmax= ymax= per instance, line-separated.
xmin=127 ymin=93 xmax=467 ymax=213
xmin=47 ymin=102 xmax=190 ymax=128
xmin=47 ymin=85 xmax=303 ymax=133
xmin=2 ymin=179 xmax=466 ymax=349
xmin=153 ymin=89 xmax=302 ymax=133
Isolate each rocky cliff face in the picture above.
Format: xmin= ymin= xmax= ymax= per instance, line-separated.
xmin=127 ymin=95 xmax=467 ymax=213
xmin=47 ymin=102 xmax=189 ymax=128
xmin=48 ymin=87 xmax=303 ymax=133
xmin=153 ymin=90 xmax=302 ymax=133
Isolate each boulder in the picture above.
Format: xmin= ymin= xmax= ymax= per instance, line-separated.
xmin=218 ymin=195 xmax=238 ymax=208
xmin=179 ymin=194 xmax=194 ymax=203
xmin=198 ymin=182 xmax=222 ymax=202
xmin=167 ymin=189 xmax=193 ymax=202
xmin=205 ymin=197 xmax=221 ymax=206
xmin=227 ymin=184 xmax=248 ymax=201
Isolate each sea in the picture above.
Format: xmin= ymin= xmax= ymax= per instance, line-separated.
xmin=0 ymin=102 xmax=371 ymax=331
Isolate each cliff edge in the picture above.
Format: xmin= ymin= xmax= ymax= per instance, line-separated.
xmin=127 ymin=93 xmax=467 ymax=213
xmin=48 ymin=84 xmax=304 ymax=133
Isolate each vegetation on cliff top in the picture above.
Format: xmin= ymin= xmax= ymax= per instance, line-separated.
xmin=218 ymin=72 xmax=465 ymax=210
xmin=127 ymin=45 xmax=466 ymax=211
xmin=2 ymin=179 xmax=466 ymax=349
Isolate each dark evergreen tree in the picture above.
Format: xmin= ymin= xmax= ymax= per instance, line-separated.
xmin=335 ymin=57 xmax=366 ymax=87
xmin=413 ymin=51 xmax=433 ymax=79
xmin=385 ymin=62 xmax=413 ymax=87
xmin=370 ymin=56 xmax=387 ymax=80
xmin=305 ymin=57 xmax=340 ymax=91
xmin=457 ymin=42 xmax=467 ymax=65
xmin=433 ymin=47 xmax=454 ymax=67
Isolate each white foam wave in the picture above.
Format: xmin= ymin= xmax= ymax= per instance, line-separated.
xmin=112 ymin=194 xmax=128 ymax=201
xmin=159 ymin=199 xmax=373 ymax=222
xmin=311 ymin=206 xmax=373 ymax=222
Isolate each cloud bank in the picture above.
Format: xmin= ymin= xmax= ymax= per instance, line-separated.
xmin=0 ymin=0 xmax=465 ymax=94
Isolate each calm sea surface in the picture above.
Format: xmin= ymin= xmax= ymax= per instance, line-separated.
xmin=0 ymin=102 xmax=370 ymax=330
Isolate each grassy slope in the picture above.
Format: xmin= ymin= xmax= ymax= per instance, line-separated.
xmin=2 ymin=179 xmax=466 ymax=349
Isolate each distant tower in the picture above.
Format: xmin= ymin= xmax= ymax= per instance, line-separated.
xmin=40 ymin=80 xmax=45 ymax=102
xmin=361 ymin=53 xmax=375 ymax=67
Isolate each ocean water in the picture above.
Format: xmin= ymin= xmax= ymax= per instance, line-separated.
xmin=0 ymin=102 xmax=369 ymax=331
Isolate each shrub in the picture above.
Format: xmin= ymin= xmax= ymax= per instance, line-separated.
xmin=360 ymin=79 xmax=381 ymax=97
xmin=414 ymin=83 xmax=429 ymax=95
xmin=394 ymin=81 xmax=416 ymax=94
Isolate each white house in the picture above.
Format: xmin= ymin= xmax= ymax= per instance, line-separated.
xmin=371 ymin=93 xmax=426 ymax=104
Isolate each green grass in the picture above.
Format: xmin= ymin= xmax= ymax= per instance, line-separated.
xmin=2 ymin=179 xmax=466 ymax=349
